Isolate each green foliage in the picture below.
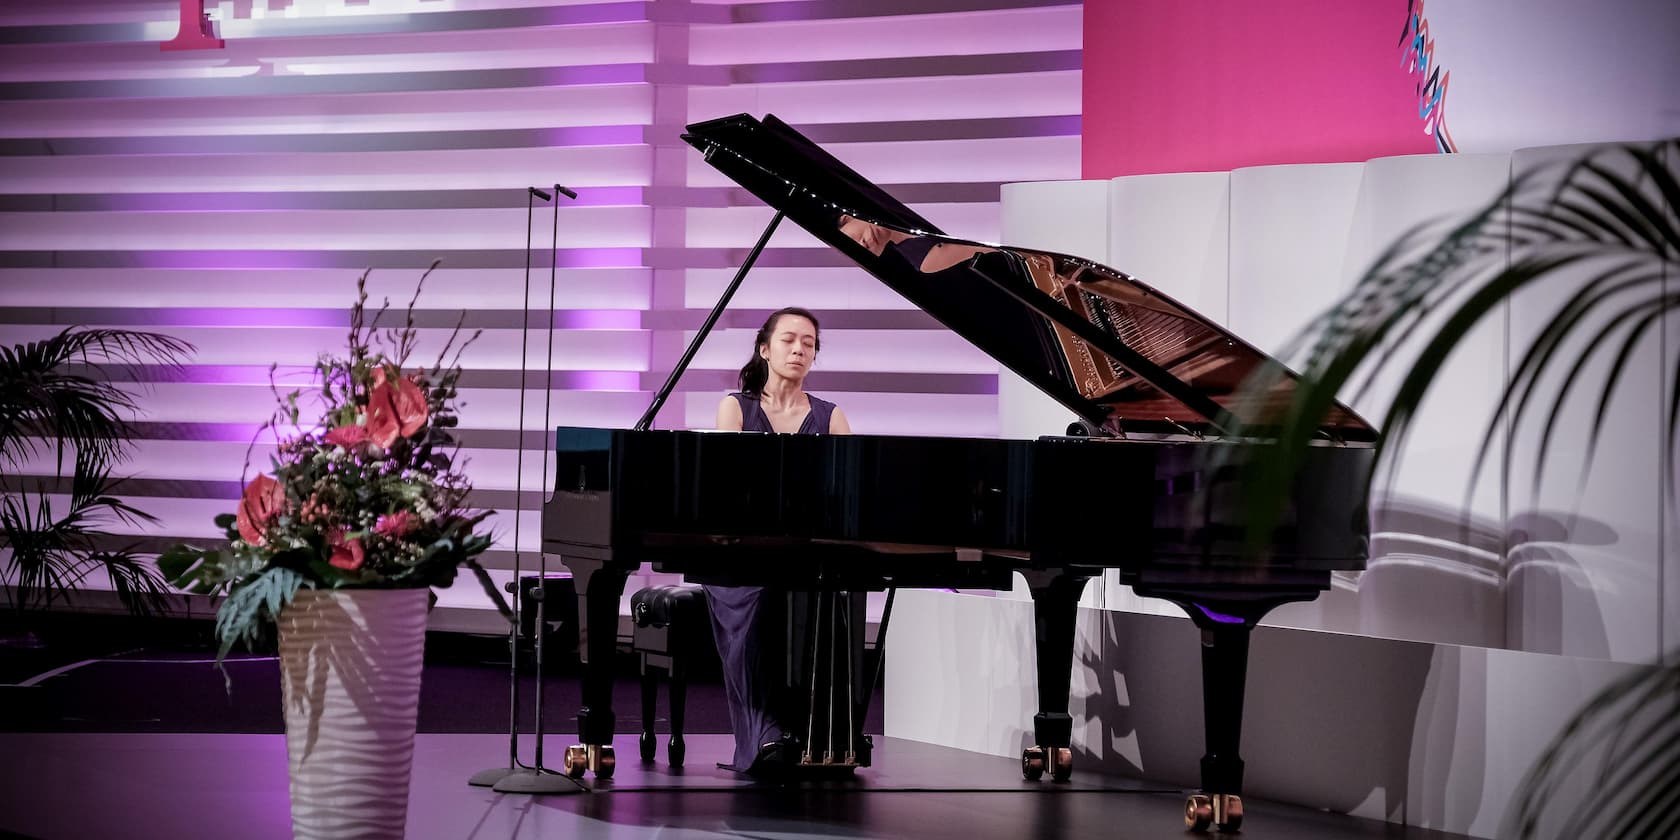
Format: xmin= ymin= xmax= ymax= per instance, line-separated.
xmin=0 ymin=327 xmax=193 ymax=619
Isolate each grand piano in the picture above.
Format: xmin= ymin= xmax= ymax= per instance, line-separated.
xmin=542 ymin=114 xmax=1376 ymax=833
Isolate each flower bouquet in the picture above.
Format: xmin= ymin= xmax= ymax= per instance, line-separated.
xmin=159 ymin=268 xmax=509 ymax=657
xmin=159 ymin=269 xmax=508 ymax=837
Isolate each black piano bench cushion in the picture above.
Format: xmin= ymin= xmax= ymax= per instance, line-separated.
xmin=631 ymin=582 xmax=708 ymax=628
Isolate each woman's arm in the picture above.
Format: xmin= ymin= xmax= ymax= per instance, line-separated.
xmin=829 ymin=405 xmax=851 ymax=435
xmin=716 ymin=395 xmax=744 ymax=431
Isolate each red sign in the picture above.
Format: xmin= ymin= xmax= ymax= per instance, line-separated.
xmin=161 ymin=0 xmax=225 ymax=51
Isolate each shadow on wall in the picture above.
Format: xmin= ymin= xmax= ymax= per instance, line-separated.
xmin=1304 ymin=496 xmax=1616 ymax=660
xmin=1504 ymin=509 xmax=1621 ymax=660
xmin=1072 ymin=609 xmax=1442 ymax=823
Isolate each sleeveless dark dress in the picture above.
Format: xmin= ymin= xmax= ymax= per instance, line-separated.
xmin=707 ymin=391 xmax=837 ymax=771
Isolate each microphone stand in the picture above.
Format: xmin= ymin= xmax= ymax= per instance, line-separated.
xmin=491 ymin=184 xmax=586 ymax=795
xmin=470 ymin=185 xmax=585 ymax=794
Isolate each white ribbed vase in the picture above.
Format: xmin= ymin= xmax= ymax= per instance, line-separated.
xmin=278 ymin=588 xmax=429 ymax=840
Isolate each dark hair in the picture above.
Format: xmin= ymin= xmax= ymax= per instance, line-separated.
xmin=738 ymin=307 xmax=821 ymax=396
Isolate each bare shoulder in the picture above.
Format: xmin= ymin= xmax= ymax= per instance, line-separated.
xmin=715 ymin=394 xmax=744 ymax=431
xmin=828 ymin=405 xmax=851 ymax=435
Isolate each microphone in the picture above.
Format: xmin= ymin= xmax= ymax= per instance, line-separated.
xmin=554 ymin=184 xmax=578 ymax=200
xmin=529 ymin=187 xmax=552 ymax=201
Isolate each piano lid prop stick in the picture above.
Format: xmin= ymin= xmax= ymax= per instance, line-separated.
xmin=634 ymin=210 xmax=785 ymax=431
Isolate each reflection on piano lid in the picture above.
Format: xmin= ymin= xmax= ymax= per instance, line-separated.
xmin=681 ymin=113 xmax=1376 ymax=442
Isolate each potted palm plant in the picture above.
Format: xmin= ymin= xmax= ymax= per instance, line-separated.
xmin=1232 ymin=138 xmax=1676 ymax=838
xmin=0 ymin=327 xmax=193 ymax=640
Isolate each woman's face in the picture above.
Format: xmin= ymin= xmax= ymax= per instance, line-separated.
xmin=759 ymin=314 xmax=819 ymax=382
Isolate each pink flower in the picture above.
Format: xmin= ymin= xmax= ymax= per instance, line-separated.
xmin=323 ymin=424 xmax=370 ymax=448
xmin=366 ymin=367 xmax=428 ymax=448
xmin=374 ymin=511 xmax=418 ymax=538
xmin=327 ymin=530 xmax=366 ymax=571
xmin=236 ymin=475 xmax=286 ymax=545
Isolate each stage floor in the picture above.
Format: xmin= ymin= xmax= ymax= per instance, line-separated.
xmin=0 ymin=732 xmax=1469 ymax=840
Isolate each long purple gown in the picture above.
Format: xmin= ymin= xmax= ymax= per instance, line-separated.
xmin=706 ymin=391 xmax=837 ymax=771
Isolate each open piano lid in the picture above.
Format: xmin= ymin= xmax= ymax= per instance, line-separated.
xmin=683 ymin=114 xmax=1376 ymax=441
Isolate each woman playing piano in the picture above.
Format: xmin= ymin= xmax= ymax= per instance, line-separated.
xmin=708 ymin=306 xmax=849 ymax=776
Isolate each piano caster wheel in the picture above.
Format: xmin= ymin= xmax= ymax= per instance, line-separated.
xmin=668 ymin=735 xmax=686 ymax=768
xmin=563 ymin=745 xmax=589 ymax=779
xmin=1185 ymin=795 xmax=1214 ymax=833
xmin=594 ymin=745 xmax=617 ymax=779
xmin=1185 ymin=793 xmax=1242 ymax=833
xmin=1049 ymin=747 xmax=1073 ymax=782
xmin=1021 ymin=746 xmax=1047 ymax=781
xmin=1214 ymin=794 xmax=1242 ymax=833
xmin=639 ymin=732 xmax=656 ymax=763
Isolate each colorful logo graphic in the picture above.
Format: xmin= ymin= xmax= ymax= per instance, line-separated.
xmin=1401 ymin=0 xmax=1456 ymax=153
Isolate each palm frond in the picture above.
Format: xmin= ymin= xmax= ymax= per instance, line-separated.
xmin=1231 ymin=138 xmax=1678 ymax=549
xmin=0 ymin=327 xmax=192 ymax=474
xmin=0 ymin=463 xmax=168 ymax=616
xmin=1227 ymin=139 xmax=1679 ymax=836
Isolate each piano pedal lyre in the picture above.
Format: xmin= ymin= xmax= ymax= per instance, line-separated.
xmin=1185 ymin=793 xmax=1242 ymax=834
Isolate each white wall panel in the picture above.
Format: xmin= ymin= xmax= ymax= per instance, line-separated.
xmin=1227 ymin=162 xmax=1364 ymax=356
xmin=1334 ymin=152 xmax=1513 ymax=649
xmin=1500 ymin=143 xmax=1666 ymax=662
xmin=1109 ymin=171 xmax=1231 ymax=326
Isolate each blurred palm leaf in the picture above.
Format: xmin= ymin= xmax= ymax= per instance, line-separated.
xmin=0 ymin=327 xmax=191 ymax=475
xmin=0 ymin=327 xmax=192 ymax=619
xmin=1233 ymin=139 xmax=1676 ymax=547
xmin=1 ymin=455 xmax=177 ymax=618
xmin=1229 ymin=140 xmax=1675 ymax=838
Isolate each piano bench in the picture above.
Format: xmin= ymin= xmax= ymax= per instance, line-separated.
xmin=629 ymin=583 xmax=713 ymax=767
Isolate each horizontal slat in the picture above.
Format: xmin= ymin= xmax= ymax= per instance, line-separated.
xmin=686 ymin=135 xmax=1078 ymax=189
xmin=0 ymin=206 xmax=652 ymax=250
xmin=684 ymin=328 xmax=998 ymax=374
xmin=690 ymin=5 xmax=1080 ymax=64
xmin=0 ymin=268 xmax=654 ymax=310
xmin=0 ymin=84 xmax=656 ymax=138
xmin=0 ymin=146 xmax=652 ymax=194
xmin=100 ymin=384 xmax=655 ymax=428
xmin=679 ymin=390 xmax=1001 ymax=438
xmin=0 ymin=23 xmax=656 ymax=83
xmin=687 ymin=69 xmax=1079 ymax=124
xmin=683 ymin=267 xmax=916 ymax=310
xmin=0 ymin=325 xmax=652 ymax=370
xmin=684 ymin=202 xmax=1001 ymax=247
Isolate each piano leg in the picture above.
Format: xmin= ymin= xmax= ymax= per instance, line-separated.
xmin=1020 ymin=569 xmax=1091 ymax=783
xmin=557 ymin=554 xmax=630 ymax=779
xmin=1139 ymin=589 xmax=1322 ymax=834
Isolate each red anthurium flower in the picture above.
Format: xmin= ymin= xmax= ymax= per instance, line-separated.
xmin=366 ymin=367 xmax=428 ymax=448
xmin=327 ymin=529 xmax=366 ymax=571
xmin=323 ymin=424 xmax=370 ymax=448
xmin=235 ymin=474 xmax=286 ymax=545
xmin=374 ymin=510 xmax=418 ymax=538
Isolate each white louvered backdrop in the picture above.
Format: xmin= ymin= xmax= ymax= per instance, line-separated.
xmin=0 ymin=0 xmax=1082 ymax=619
